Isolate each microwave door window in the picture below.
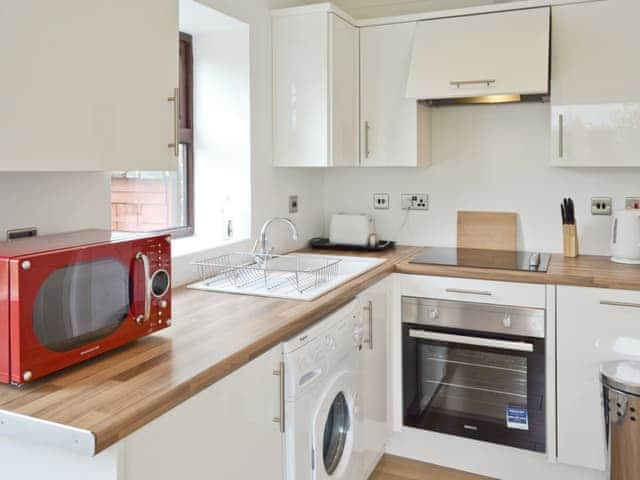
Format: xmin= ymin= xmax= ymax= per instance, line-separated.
xmin=33 ymin=258 xmax=130 ymax=352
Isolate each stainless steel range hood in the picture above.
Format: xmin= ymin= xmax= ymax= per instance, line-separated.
xmin=406 ymin=8 xmax=550 ymax=105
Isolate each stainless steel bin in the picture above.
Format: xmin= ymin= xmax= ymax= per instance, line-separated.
xmin=601 ymin=361 xmax=640 ymax=480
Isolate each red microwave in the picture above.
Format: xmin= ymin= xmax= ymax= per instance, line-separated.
xmin=0 ymin=230 xmax=172 ymax=385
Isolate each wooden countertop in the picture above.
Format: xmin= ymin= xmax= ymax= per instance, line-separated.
xmin=1 ymin=245 xmax=639 ymax=456
xmin=0 ymin=246 xmax=420 ymax=455
xmin=395 ymin=252 xmax=640 ymax=291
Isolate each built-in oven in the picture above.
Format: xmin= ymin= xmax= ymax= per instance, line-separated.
xmin=402 ymin=296 xmax=546 ymax=453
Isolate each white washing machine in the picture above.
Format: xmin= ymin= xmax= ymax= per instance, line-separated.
xmin=283 ymin=300 xmax=365 ymax=480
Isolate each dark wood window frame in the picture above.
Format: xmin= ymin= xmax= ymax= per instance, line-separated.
xmin=167 ymin=31 xmax=195 ymax=239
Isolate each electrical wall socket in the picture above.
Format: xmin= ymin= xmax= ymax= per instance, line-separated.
xmin=373 ymin=193 xmax=390 ymax=210
xmin=289 ymin=195 xmax=299 ymax=214
xmin=591 ymin=197 xmax=612 ymax=216
xmin=401 ymin=193 xmax=429 ymax=211
xmin=625 ymin=197 xmax=640 ymax=209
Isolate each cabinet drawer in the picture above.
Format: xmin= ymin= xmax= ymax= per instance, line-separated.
xmin=398 ymin=274 xmax=546 ymax=309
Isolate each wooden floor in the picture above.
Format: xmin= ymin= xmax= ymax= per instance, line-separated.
xmin=370 ymin=455 xmax=492 ymax=480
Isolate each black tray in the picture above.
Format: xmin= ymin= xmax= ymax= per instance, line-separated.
xmin=309 ymin=237 xmax=395 ymax=252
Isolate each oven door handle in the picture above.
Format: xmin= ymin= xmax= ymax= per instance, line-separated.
xmin=408 ymin=329 xmax=534 ymax=352
xmin=136 ymin=252 xmax=152 ymax=324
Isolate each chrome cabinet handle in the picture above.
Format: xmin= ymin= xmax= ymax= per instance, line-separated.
xmin=600 ymin=300 xmax=640 ymax=309
xmin=364 ymin=301 xmax=373 ymax=350
xmin=272 ymin=362 xmax=285 ymax=433
xmin=364 ymin=121 xmax=371 ymax=159
xmin=445 ymin=288 xmax=493 ymax=297
xmin=559 ymin=113 xmax=564 ymax=158
xmin=136 ymin=252 xmax=152 ymax=324
xmin=409 ymin=329 xmax=534 ymax=352
xmin=168 ymin=87 xmax=179 ymax=156
xmin=450 ymin=79 xmax=496 ymax=88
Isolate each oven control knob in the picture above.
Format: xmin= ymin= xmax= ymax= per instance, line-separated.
xmin=21 ymin=261 xmax=31 ymax=271
xmin=429 ymin=308 xmax=440 ymax=321
xmin=136 ymin=315 xmax=145 ymax=325
xmin=159 ymin=299 xmax=168 ymax=309
xmin=23 ymin=371 xmax=32 ymax=382
xmin=503 ymin=315 xmax=512 ymax=328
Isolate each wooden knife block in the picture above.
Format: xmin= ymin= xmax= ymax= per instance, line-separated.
xmin=563 ymin=224 xmax=579 ymax=258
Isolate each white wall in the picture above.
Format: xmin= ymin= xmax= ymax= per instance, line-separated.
xmin=0 ymin=173 xmax=110 ymax=237
xmin=175 ymin=1 xmax=252 ymax=258
xmin=323 ymin=103 xmax=640 ymax=255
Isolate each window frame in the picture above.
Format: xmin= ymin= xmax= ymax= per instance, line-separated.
xmin=110 ymin=32 xmax=195 ymax=239
xmin=168 ymin=31 xmax=195 ymax=239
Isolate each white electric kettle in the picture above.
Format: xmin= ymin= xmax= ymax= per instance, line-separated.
xmin=611 ymin=209 xmax=640 ymax=264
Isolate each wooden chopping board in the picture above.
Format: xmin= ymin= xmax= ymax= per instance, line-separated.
xmin=457 ymin=211 xmax=517 ymax=251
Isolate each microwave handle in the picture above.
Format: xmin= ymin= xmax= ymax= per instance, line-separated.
xmin=408 ymin=329 xmax=534 ymax=352
xmin=136 ymin=252 xmax=152 ymax=324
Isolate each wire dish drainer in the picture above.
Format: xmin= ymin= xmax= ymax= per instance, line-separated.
xmin=192 ymin=253 xmax=341 ymax=294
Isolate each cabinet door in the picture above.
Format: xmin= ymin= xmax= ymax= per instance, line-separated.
xmin=359 ymin=278 xmax=391 ymax=477
xmin=550 ymin=0 xmax=640 ymax=167
xmin=557 ymin=286 xmax=640 ymax=471
xmin=360 ymin=23 xmax=431 ymax=167
xmin=407 ymin=8 xmax=550 ymax=100
xmin=123 ymin=345 xmax=284 ymax=479
xmin=551 ymin=0 xmax=640 ymax=106
xmin=329 ymin=14 xmax=359 ymax=167
xmin=273 ymin=11 xmax=329 ymax=167
xmin=551 ymin=104 xmax=640 ymax=167
xmin=0 ymin=0 xmax=178 ymax=172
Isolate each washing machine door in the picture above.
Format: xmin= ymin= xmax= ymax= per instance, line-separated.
xmin=312 ymin=370 xmax=361 ymax=480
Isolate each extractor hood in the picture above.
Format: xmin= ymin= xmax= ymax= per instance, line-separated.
xmin=406 ymin=8 xmax=550 ymax=105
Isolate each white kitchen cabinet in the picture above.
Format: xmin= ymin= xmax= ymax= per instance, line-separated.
xmin=358 ymin=277 xmax=392 ymax=477
xmin=406 ymin=8 xmax=550 ymax=101
xmin=557 ymin=286 xmax=640 ymax=471
xmin=123 ymin=345 xmax=284 ymax=479
xmin=360 ymin=23 xmax=431 ymax=167
xmin=0 ymin=0 xmax=179 ymax=172
xmin=550 ymin=0 xmax=640 ymax=166
xmin=272 ymin=6 xmax=358 ymax=167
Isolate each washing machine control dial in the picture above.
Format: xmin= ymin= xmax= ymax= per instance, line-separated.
xmin=353 ymin=323 xmax=364 ymax=348
xmin=324 ymin=334 xmax=336 ymax=350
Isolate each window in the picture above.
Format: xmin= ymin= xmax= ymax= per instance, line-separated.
xmin=111 ymin=33 xmax=194 ymax=238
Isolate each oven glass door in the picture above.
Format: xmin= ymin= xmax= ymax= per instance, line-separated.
xmin=403 ymin=324 xmax=546 ymax=452
xmin=32 ymin=258 xmax=130 ymax=352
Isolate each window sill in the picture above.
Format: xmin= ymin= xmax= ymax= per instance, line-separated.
xmin=172 ymin=234 xmax=251 ymax=259
xmin=171 ymin=234 xmax=252 ymax=287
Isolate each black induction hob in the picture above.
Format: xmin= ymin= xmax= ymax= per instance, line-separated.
xmin=410 ymin=247 xmax=551 ymax=272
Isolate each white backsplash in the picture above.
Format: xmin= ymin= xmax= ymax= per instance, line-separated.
xmin=323 ymin=103 xmax=640 ymax=256
xmin=0 ymin=172 xmax=111 ymax=238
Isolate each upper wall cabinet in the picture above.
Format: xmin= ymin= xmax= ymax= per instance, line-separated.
xmin=406 ymin=8 xmax=550 ymax=101
xmin=551 ymin=0 xmax=640 ymax=166
xmin=273 ymin=7 xmax=359 ymax=167
xmin=360 ymin=23 xmax=431 ymax=167
xmin=0 ymin=0 xmax=179 ymax=172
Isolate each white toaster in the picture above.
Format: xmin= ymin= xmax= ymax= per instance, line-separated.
xmin=329 ymin=213 xmax=376 ymax=247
